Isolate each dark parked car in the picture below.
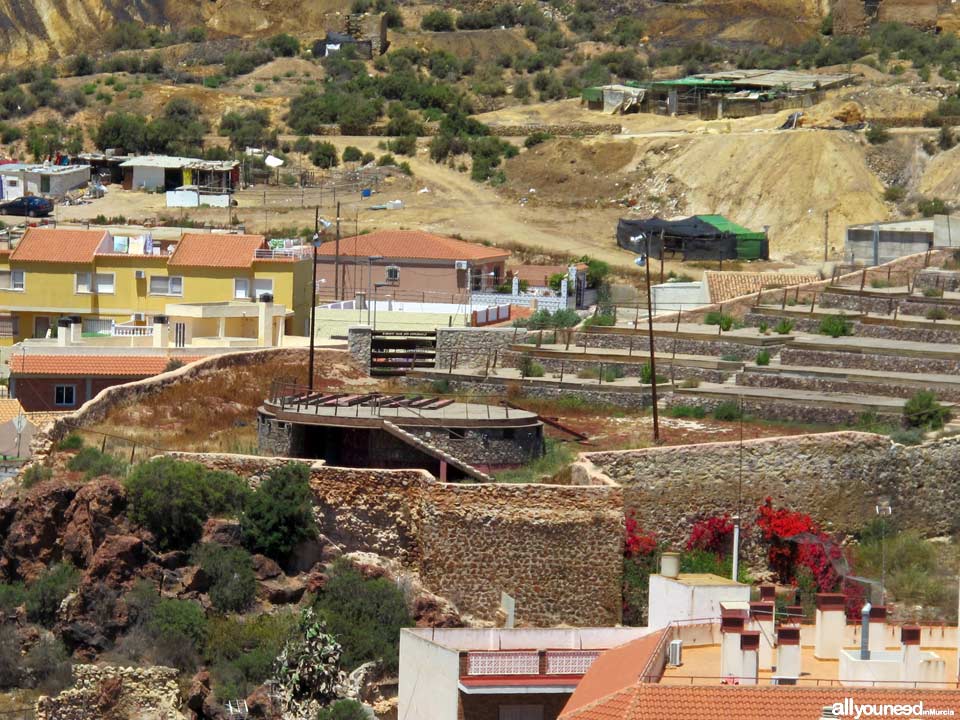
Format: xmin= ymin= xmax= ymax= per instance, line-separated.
xmin=0 ymin=196 xmax=54 ymax=217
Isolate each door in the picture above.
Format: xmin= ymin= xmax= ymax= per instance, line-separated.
xmin=33 ymin=316 xmax=50 ymax=338
xmin=499 ymin=705 xmax=543 ymax=720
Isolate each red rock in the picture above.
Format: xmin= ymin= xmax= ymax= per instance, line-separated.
xmin=258 ymin=576 xmax=307 ymax=605
xmin=201 ymin=518 xmax=241 ymax=546
xmin=61 ymin=478 xmax=127 ymax=567
xmin=305 ymin=571 xmax=328 ymax=594
xmin=181 ymin=566 xmax=210 ymax=594
xmin=0 ymin=481 xmax=77 ymax=582
xmin=413 ymin=593 xmax=463 ymax=628
xmin=83 ymin=535 xmax=148 ymax=588
xmin=245 ymin=685 xmax=276 ymax=719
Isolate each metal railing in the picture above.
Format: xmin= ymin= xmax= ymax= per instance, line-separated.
xmin=255 ymin=246 xmax=311 ymax=260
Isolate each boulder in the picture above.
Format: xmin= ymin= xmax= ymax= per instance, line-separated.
xmin=200 ymin=518 xmax=242 ymax=547
xmin=186 ymin=669 xmax=230 ymax=720
xmin=413 ymin=592 xmax=463 ymax=628
xmin=83 ymin=535 xmax=148 ymax=588
xmin=244 ymin=686 xmax=276 ymax=719
xmin=251 ymin=554 xmax=281 ymax=581
xmin=157 ymin=550 xmax=189 ymax=570
xmin=258 ymin=575 xmax=307 ymax=605
xmin=61 ymin=478 xmax=127 ymax=567
xmin=181 ymin=566 xmax=210 ymax=594
xmin=0 ymin=481 xmax=77 ymax=582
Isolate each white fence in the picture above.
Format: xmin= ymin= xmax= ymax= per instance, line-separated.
xmin=471 ymin=291 xmax=571 ymax=312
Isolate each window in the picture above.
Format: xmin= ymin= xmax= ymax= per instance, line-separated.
xmin=54 ymin=385 xmax=76 ymax=407
xmin=385 ymin=266 xmax=400 ymax=282
xmin=149 ymin=276 xmax=183 ymax=296
xmin=75 ymin=272 xmax=115 ymax=294
xmin=234 ymin=278 xmax=250 ymax=299
xmin=253 ymin=278 xmax=273 ymax=300
xmin=0 ymin=270 xmax=24 ymax=291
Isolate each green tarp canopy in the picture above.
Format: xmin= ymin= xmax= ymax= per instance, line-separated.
xmin=696 ymin=215 xmax=767 ymax=260
xmin=581 ymin=87 xmax=603 ymax=102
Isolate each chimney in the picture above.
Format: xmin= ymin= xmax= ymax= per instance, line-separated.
xmin=900 ymin=625 xmax=922 ymax=682
xmin=776 ymin=625 xmax=801 ymax=680
xmin=860 ymin=603 xmax=872 ymax=660
xmin=720 ymin=606 xmax=746 ymax=681
xmin=56 ymin=318 xmax=72 ymax=347
xmin=153 ymin=315 xmax=169 ymax=348
xmin=257 ymin=293 xmax=273 ymax=347
xmin=786 ymin=604 xmax=805 ymax=623
xmin=739 ymin=631 xmax=760 ymax=686
xmin=814 ymin=593 xmax=846 ymax=660
xmin=660 ymin=551 xmax=680 ymax=579
xmin=69 ymin=316 xmax=82 ymax=344
xmin=749 ymin=602 xmax=775 ymax=670
xmin=759 ymin=584 xmax=776 ymax=603
xmin=868 ymin=605 xmax=888 ymax=654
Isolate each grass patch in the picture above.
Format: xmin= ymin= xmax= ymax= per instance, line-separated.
xmin=668 ymin=404 xmax=706 ymax=419
xmin=493 ymin=439 xmax=575 ymax=484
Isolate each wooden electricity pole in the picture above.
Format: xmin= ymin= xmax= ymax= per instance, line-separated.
xmin=645 ymin=236 xmax=660 ymax=443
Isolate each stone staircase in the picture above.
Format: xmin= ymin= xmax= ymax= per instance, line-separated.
xmin=381 ymin=420 xmax=493 ymax=482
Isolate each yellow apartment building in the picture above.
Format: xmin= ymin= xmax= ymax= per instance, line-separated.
xmin=0 ymin=228 xmax=313 ymax=343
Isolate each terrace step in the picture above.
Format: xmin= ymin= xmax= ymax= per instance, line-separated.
xmin=381 ymin=420 xmax=492 ymax=482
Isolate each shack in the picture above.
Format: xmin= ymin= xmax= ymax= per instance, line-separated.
xmin=0 ymin=163 xmax=90 ymax=201
xmin=119 ymin=156 xmax=240 ymax=193
xmin=617 ymin=215 xmax=769 ymax=261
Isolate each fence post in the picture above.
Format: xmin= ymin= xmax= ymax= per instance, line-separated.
xmin=717 ymin=303 xmax=724 ymax=335
xmin=598 ymin=362 xmax=603 ymax=385
xmin=628 ymin=338 xmax=633 ymax=356
xmin=781 ymin=288 xmax=787 ymax=311
xmin=493 ymin=348 xmax=499 ymax=369
xmin=860 ymin=268 xmax=867 ymax=292
xmin=129 ymin=443 xmax=136 ymax=464
xmin=810 ymin=292 xmax=816 ymax=316
xmin=560 ymin=360 xmax=565 ymax=383
xmin=537 ymin=330 xmax=543 ymax=348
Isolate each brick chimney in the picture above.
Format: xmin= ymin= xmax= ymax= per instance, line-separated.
xmin=776 ymin=625 xmax=801 ymax=680
xmin=56 ymin=318 xmax=72 ymax=347
xmin=900 ymin=625 xmax=922 ymax=682
xmin=814 ymin=593 xmax=846 ymax=660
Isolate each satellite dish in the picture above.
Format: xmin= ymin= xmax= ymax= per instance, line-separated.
xmin=264 ymin=154 xmax=284 ymax=168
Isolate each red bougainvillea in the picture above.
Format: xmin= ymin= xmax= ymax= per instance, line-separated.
xmin=686 ymin=514 xmax=735 ymax=556
xmin=755 ymin=497 xmax=841 ymax=593
xmin=625 ymin=510 xmax=658 ymax=558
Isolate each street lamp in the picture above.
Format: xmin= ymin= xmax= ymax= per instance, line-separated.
xmin=367 ymin=255 xmax=383 ymax=325
xmin=876 ymin=500 xmax=892 ymax=605
xmin=307 ymin=231 xmax=321 ymax=392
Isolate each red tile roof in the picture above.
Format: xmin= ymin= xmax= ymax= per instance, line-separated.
xmin=563 ymin=631 xmax=666 ymax=716
xmin=167 ymin=233 xmax=266 ymax=269
xmin=10 ymin=355 xmax=203 ymax=377
xmin=704 ymin=271 xmax=820 ymax=304
xmin=315 ymin=230 xmax=510 ymax=262
xmin=9 ymin=228 xmax=107 ymax=264
xmin=561 ymin=683 xmax=960 ymax=720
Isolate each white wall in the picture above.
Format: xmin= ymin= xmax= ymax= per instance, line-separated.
xmin=648 ymin=575 xmax=750 ymax=630
xmin=133 ymin=166 xmax=166 ymax=191
xmin=651 ymin=282 xmax=707 ymax=315
xmin=398 ymin=630 xmax=460 ymax=720
xmin=48 ymin=167 xmax=90 ymax=196
xmin=166 ymin=189 xmax=230 ymax=208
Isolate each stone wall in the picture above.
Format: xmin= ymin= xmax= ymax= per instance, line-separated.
xmin=35 ymin=665 xmax=182 ymax=720
xmin=498 ymin=349 xmax=731 ymax=384
xmin=166 ymin=453 xmax=623 ymax=626
xmin=574 ymin=432 xmax=960 ymax=541
xmin=663 ymin=393 xmax=874 ymax=427
xmin=780 ymin=347 xmax=960 ymax=374
xmin=435 ymin=327 xmax=530 ymax=369
xmin=736 ymin=370 xmax=960 ymax=403
xmin=347 ymin=326 xmax=372 ymax=372
xmin=486 ymin=122 xmax=622 ymax=137
xmin=744 ymin=311 xmax=960 ymax=345
xmin=577 ymin=330 xmax=778 ymax=362
xmin=915 ymin=269 xmax=960 ymax=292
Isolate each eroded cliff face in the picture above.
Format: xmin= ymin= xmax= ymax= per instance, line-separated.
xmin=0 ymin=0 xmax=342 ymax=67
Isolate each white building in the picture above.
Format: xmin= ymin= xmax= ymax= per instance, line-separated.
xmin=0 ymin=163 xmax=90 ymax=201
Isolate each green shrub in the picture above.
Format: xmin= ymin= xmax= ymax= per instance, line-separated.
xmin=668 ymin=404 xmax=706 ymax=419
xmin=148 ymin=598 xmax=208 ymax=649
xmin=720 ymin=353 xmax=741 ymax=362
xmin=206 ymin=612 xmax=297 ymax=700
xmin=678 ymin=378 xmax=700 ymax=389
xmin=870 ymin=279 xmax=891 ymax=289
xmin=518 ymin=357 xmax=545 ymax=378
xmin=310 ymin=141 xmax=339 ymax=169
xmin=21 ymin=464 xmax=52 ymax=489
xmin=918 ymin=197 xmax=949 ymax=217
xmin=755 ymin=350 xmax=770 ymax=366
xmin=866 ymin=124 xmax=890 ymax=144
xmin=639 ymin=363 xmax=665 ymax=384
xmin=818 ymin=315 xmax=852 ymax=338
xmin=884 ymin=185 xmax=906 ymax=202
xmin=524 ymin=131 xmax=553 ymax=148
xmin=757 ymin=321 xmax=769 ymax=333
xmin=342 ymin=145 xmax=363 ymax=163
xmin=314 ymin=560 xmax=412 ymax=673
xmin=0 ymin=626 xmax=22 ymax=689
xmin=421 ymin=9 xmax=455 ymax=31
xmin=241 ymin=462 xmax=317 ymax=561
xmin=904 ymin=390 xmax=951 ymax=430
xmin=26 ymin=563 xmax=80 ymax=627
xmin=713 ymin=401 xmax=743 ymax=421
xmin=0 ymin=582 xmax=26 ymax=612
xmin=889 ymin=428 xmax=925 ymax=446
xmin=704 ymin=311 xmax=734 ymax=331
xmin=125 ymin=457 xmax=249 ymax=550
xmin=58 ymin=433 xmax=84 ymax=450
xmin=23 ymin=636 xmax=72 ymax=693
xmin=317 ymin=700 xmax=369 ymax=720
xmin=66 ymin=447 xmax=127 ymax=479
xmin=164 ymin=358 xmax=184 ymax=372
xmin=923 ymin=287 xmax=944 ymax=298
xmin=193 ymin=544 xmax=257 ymax=614
xmin=926 ymin=307 xmax=948 ymax=320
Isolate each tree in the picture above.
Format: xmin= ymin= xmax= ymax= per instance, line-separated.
xmin=124 ymin=457 xmax=249 ymax=550
xmin=26 ymin=121 xmax=83 ymax=161
xmin=317 ymin=700 xmax=368 ymax=720
xmin=342 ymin=145 xmax=363 ymax=162
xmin=421 ymin=9 xmax=455 ymax=31
xmin=193 ymin=544 xmax=257 ymax=613
xmin=70 ymin=53 xmax=95 ymax=76
xmin=219 ymin=108 xmax=272 ymax=149
xmin=310 ymin=141 xmax=339 ymax=169
xmin=26 ymin=563 xmax=80 ymax=627
xmin=95 ymin=112 xmax=148 ymax=152
xmin=314 ymin=560 xmax=411 ymax=673
xmin=242 ymin=462 xmax=316 ymax=561
xmin=267 ymin=33 xmax=300 ymax=57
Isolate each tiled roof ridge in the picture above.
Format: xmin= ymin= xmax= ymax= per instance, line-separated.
xmin=562 ymin=685 xmax=639 ymax=719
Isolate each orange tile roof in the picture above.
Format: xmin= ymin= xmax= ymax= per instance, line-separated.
xmin=167 ymin=233 xmax=266 ymax=269
xmin=704 ymin=271 xmax=820 ymax=304
xmin=315 ymin=230 xmax=510 ymax=262
xmin=0 ymin=398 xmax=25 ymax=423
xmin=564 ymin=630 xmax=666 ymax=715
xmin=9 ymin=228 xmax=107 ymax=264
xmin=562 ymin=682 xmax=960 ymax=720
xmin=10 ymin=355 xmax=203 ymax=377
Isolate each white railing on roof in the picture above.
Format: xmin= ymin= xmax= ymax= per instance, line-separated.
xmin=544 ymin=650 xmax=601 ymax=675
xmin=466 ymin=651 xmax=539 ymax=676
xmin=112 ymin=324 xmax=153 ymax=337
xmin=255 ymin=247 xmax=311 ymax=260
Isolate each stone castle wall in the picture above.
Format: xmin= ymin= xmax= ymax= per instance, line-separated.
xmin=574 ymin=432 xmax=960 ymax=541
xmin=35 ymin=665 xmax=181 ymax=720
xmin=167 ymin=453 xmax=624 ymax=626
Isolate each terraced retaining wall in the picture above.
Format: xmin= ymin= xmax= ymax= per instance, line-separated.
xmin=736 ymin=370 xmax=960 ymax=403
xmin=780 ymin=347 xmax=960 ymax=374
xmin=663 ymin=393 xmax=869 ymax=427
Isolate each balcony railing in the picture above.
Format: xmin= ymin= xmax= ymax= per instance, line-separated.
xmin=463 ymin=649 xmax=601 ymax=677
xmin=112 ymin=324 xmax=153 ymax=337
xmin=255 ymin=247 xmax=311 ymax=260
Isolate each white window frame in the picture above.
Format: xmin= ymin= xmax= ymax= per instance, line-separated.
xmin=54 ymin=384 xmax=76 ymax=407
xmin=0 ymin=270 xmax=25 ymax=291
xmin=385 ymin=266 xmax=400 ymax=282
xmin=234 ymin=278 xmax=250 ymax=299
xmin=149 ymin=275 xmax=184 ymax=296
xmin=253 ymin=278 xmax=274 ymax=300
xmin=75 ymin=272 xmax=116 ymax=295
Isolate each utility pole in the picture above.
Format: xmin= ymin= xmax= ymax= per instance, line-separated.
xmin=308 ymin=209 xmax=320 ymax=391
xmin=645 ymin=236 xmax=660 ymax=443
xmin=824 ymin=209 xmax=829 ymax=262
xmin=334 ymin=201 xmax=341 ymax=302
